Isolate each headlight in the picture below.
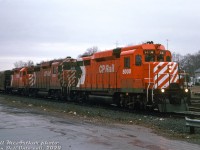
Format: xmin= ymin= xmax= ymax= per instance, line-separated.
xmin=161 ymin=89 xmax=165 ymax=93
xmin=185 ymin=89 xmax=189 ymax=93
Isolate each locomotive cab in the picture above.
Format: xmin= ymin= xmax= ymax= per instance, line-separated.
xmin=119 ymin=42 xmax=190 ymax=112
xmin=141 ymin=43 xmax=190 ymax=112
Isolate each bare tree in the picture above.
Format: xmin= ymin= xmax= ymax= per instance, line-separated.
xmin=172 ymin=52 xmax=183 ymax=62
xmin=14 ymin=60 xmax=34 ymax=68
xmin=78 ymin=46 xmax=99 ymax=58
xmin=25 ymin=60 xmax=34 ymax=67
xmin=173 ymin=50 xmax=200 ymax=76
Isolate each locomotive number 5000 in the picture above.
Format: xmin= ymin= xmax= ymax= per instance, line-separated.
xmin=122 ymin=69 xmax=131 ymax=74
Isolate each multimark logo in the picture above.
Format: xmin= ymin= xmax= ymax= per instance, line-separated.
xmin=99 ymin=64 xmax=115 ymax=73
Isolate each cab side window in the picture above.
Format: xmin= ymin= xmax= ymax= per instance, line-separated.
xmin=135 ymin=55 xmax=142 ymax=66
xmin=20 ymin=71 xmax=26 ymax=77
xmin=52 ymin=66 xmax=57 ymax=74
xmin=157 ymin=55 xmax=164 ymax=62
xmin=124 ymin=57 xmax=130 ymax=68
xmin=166 ymin=56 xmax=171 ymax=62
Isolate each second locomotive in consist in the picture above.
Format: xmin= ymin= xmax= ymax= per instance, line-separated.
xmin=0 ymin=42 xmax=190 ymax=112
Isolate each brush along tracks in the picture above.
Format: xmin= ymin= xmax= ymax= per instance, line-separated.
xmin=1 ymin=92 xmax=200 ymax=120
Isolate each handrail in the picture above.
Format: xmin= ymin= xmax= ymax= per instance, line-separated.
xmin=147 ymin=63 xmax=151 ymax=103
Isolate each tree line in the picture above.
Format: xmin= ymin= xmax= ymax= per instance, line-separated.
xmin=172 ymin=50 xmax=200 ymax=76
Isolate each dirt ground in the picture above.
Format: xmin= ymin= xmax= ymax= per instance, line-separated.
xmin=0 ymin=95 xmax=200 ymax=150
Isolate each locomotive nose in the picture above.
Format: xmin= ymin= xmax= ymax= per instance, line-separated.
xmin=153 ymin=62 xmax=179 ymax=90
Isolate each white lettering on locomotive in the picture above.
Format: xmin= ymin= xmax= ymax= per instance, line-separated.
xmin=99 ymin=65 xmax=105 ymax=73
xmin=44 ymin=71 xmax=51 ymax=76
xmin=122 ymin=69 xmax=131 ymax=74
xmin=99 ymin=64 xmax=114 ymax=73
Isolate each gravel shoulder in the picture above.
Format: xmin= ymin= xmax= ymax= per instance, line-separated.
xmin=0 ymin=94 xmax=200 ymax=145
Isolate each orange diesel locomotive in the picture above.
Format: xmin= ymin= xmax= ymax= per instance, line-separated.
xmin=68 ymin=42 xmax=190 ymax=112
xmin=0 ymin=42 xmax=190 ymax=112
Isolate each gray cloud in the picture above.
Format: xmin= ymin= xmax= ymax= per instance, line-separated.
xmin=0 ymin=0 xmax=200 ymax=70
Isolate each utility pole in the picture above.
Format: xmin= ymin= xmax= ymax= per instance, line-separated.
xmin=166 ymin=39 xmax=169 ymax=50
xmin=115 ymin=41 xmax=119 ymax=48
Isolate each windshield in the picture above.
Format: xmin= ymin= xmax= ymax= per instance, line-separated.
xmin=145 ymin=55 xmax=155 ymax=62
xmin=144 ymin=50 xmax=171 ymax=62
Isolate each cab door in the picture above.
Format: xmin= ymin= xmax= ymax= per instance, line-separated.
xmin=120 ymin=50 xmax=143 ymax=92
xmin=133 ymin=53 xmax=143 ymax=89
xmin=120 ymin=51 xmax=134 ymax=91
xmin=51 ymin=62 xmax=59 ymax=89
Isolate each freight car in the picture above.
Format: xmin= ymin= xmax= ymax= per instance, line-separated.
xmin=0 ymin=42 xmax=191 ymax=112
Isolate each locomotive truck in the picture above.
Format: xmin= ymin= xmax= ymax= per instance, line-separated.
xmin=0 ymin=42 xmax=190 ymax=112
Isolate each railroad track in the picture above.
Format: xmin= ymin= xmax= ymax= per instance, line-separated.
xmin=177 ymin=97 xmax=200 ymax=118
xmin=1 ymin=92 xmax=200 ymax=119
xmin=189 ymin=97 xmax=200 ymax=112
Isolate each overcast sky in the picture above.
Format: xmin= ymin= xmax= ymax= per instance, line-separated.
xmin=0 ymin=0 xmax=200 ymax=71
